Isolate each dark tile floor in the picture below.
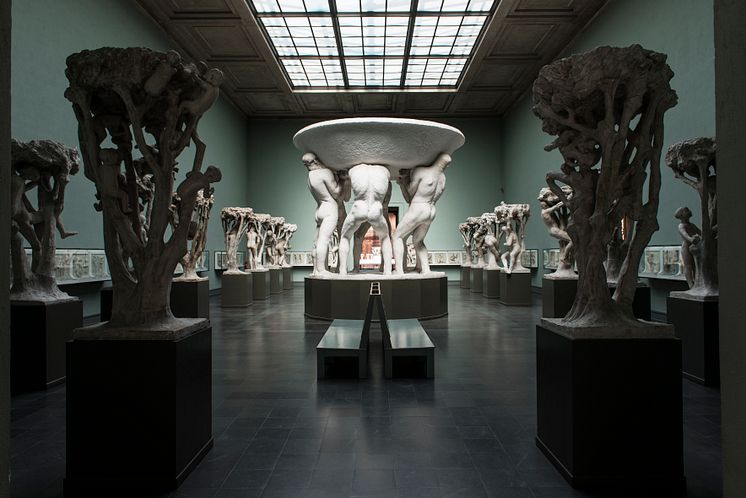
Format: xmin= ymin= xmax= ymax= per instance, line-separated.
xmin=10 ymin=284 xmax=723 ymax=498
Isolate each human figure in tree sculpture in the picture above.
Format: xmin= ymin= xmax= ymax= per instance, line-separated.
xmin=275 ymin=223 xmax=297 ymax=268
xmin=500 ymin=225 xmax=523 ymax=273
xmin=246 ymin=221 xmax=261 ymax=270
xmin=10 ymin=139 xmax=80 ymax=302
xmin=458 ymin=221 xmax=476 ymax=267
xmin=533 ymin=44 xmax=677 ymax=327
xmin=221 ymin=207 xmax=252 ymax=274
xmin=468 ymin=216 xmax=487 ymax=267
xmin=305 ymin=153 xmax=344 ymax=276
xmin=392 ymin=153 xmax=451 ymax=275
xmin=666 ymin=137 xmax=717 ymax=297
xmin=674 ymin=207 xmax=702 ymax=288
xmin=476 ymin=214 xmax=501 ymax=269
xmin=494 ymin=202 xmax=531 ymax=273
xmin=173 ymin=187 xmax=214 ymax=281
xmin=538 ymin=186 xmax=575 ymax=278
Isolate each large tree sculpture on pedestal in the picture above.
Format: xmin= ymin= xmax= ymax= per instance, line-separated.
xmin=533 ymin=45 xmax=677 ymax=327
xmin=65 ymin=47 xmax=222 ymax=329
xmin=221 ymin=207 xmax=252 ymax=274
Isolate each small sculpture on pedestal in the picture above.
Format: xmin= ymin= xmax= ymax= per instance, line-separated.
xmin=494 ymin=202 xmax=531 ymax=273
xmin=10 ymin=139 xmax=80 ymax=302
xmin=65 ymin=47 xmax=222 ymax=331
xmin=221 ymin=207 xmax=252 ymax=274
xmin=252 ymin=213 xmax=272 ymax=270
xmin=173 ymin=187 xmax=214 ymax=281
xmin=458 ymin=220 xmax=477 ymax=267
xmin=264 ymin=216 xmax=285 ymax=268
xmin=275 ymin=223 xmax=297 ymax=268
xmin=538 ymin=186 xmax=575 ymax=279
xmin=666 ymin=137 xmax=717 ymax=298
xmin=246 ymin=217 xmax=261 ymax=270
xmin=477 ymin=213 xmax=501 ymax=270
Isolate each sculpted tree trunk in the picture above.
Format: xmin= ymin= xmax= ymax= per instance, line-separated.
xmin=221 ymin=207 xmax=251 ymax=274
xmin=533 ymin=45 xmax=677 ymax=327
xmin=65 ymin=47 xmax=222 ymax=329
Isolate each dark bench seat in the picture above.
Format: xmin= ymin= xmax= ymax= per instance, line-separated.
xmin=383 ymin=319 xmax=435 ymax=378
xmin=316 ymin=319 xmax=368 ymax=379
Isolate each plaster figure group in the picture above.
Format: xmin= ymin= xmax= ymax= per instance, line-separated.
xmin=220 ymin=207 xmax=296 ymax=274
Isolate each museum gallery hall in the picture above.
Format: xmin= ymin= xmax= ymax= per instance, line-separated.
xmin=1 ymin=0 xmax=745 ymax=497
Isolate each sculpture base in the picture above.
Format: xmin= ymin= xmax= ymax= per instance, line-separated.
xmin=221 ymin=272 xmax=253 ymax=308
xmin=460 ymin=266 xmax=471 ymax=289
xmin=305 ymin=274 xmax=447 ymax=320
xmin=252 ymin=269 xmax=270 ymax=300
xmin=469 ymin=267 xmax=483 ymax=293
xmin=100 ymin=286 xmax=113 ymax=321
xmin=270 ymin=267 xmax=283 ymax=294
xmin=11 ymin=298 xmax=83 ymax=394
xmin=498 ymin=271 xmax=532 ymax=306
xmin=542 ymin=276 xmax=578 ymax=318
xmin=608 ymin=282 xmax=651 ymax=321
xmin=171 ymin=279 xmax=210 ymax=319
xmin=482 ymin=268 xmax=501 ymax=299
xmin=536 ymin=322 xmax=684 ymax=494
xmin=282 ymin=267 xmax=293 ymax=290
xmin=65 ymin=321 xmax=212 ymax=496
xmin=667 ymin=294 xmax=720 ymax=386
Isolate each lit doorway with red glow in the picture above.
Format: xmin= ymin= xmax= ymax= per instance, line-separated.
xmin=358 ymin=207 xmax=398 ymax=270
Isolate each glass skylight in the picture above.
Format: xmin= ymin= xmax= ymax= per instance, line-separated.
xmin=247 ymin=0 xmax=496 ymax=89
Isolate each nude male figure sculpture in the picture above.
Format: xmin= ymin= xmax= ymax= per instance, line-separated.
xmin=338 ymin=164 xmax=393 ymax=276
xmin=675 ymin=206 xmax=701 ymax=288
xmin=305 ymin=153 xmax=343 ymax=276
xmin=392 ymin=153 xmax=451 ymax=274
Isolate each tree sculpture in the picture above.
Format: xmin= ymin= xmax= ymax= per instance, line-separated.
xmin=173 ymin=187 xmax=214 ymax=281
xmin=221 ymin=207 xmax=252 ymax=274
xmin=253 ymin=214 xmax=273 ymax=269
xmin=538 ymin=186 xmax=575 ymax=278
xmin=10 ymin=139 xmax=80 ymax=301
xmin=65 ymin=48 xmax=222 ymax=328
xmin=275 ymin=223 xmax=297 ymax=267
xmin=477 ymin=213 xmax=501 ymax=269
xmin=494 ymin=202 xmax=531 ymax=272
xmin=666 ymin=137 xmax=717 ymax=297
xmin=534 ymin=45 xmax=677 ymax=327
xmin=264 ymin=216 xmax=285 ymax=268
xmin=457 ymin=221 xmax=477 ymax=266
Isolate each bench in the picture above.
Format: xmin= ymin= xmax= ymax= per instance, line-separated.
xmin=382 ymin=319 xmax=435 ymax=378
xmin=316 ymin=319 xmax=369 ymax=379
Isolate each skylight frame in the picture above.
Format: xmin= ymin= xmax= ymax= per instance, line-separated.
xmin=247 ymin=0 xmax=497 ymax=90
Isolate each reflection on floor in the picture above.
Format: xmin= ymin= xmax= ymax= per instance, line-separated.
xmin=11 ymin=285 xmax=722 ymax=498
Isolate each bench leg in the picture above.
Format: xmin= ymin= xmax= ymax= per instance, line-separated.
xmin=358 ymin=351 xmax=367 ymax=379
xmin=427 ymin=350 xmax=434 ymax=378
xmin=317 ymin=352 xmax=325 ymax=379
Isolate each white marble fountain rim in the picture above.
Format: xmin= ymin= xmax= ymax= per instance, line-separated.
xmin=293 ymin=117 xmax=465 ymax=171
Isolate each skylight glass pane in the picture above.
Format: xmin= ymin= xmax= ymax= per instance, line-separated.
xmin=305 ymin=0 xmax=331 ymax=11
xmin=466 ymin=0 xmax=493 ymax=11
xmin=254 ymin=0 xmax=280 ymax=12
xmin=387 ymin=0 xmax=409 ymax=11
xmin=278 ymin=0 xmax=305 ymax=12
xmin=361 ymin=0 xmax=387 ymax=11
xmin=442 ymin=0 xmax=469 ymax=11
xmin=419 ymin=0 xmax=443 ymax=11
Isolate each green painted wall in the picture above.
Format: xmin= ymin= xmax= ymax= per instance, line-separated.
xmin=11 ymin=0 xmax=252 ymax=316
xmin=500 ymin=0 xmax=715 ymax=312
xmin=245 ymin=117 xmax=503 ymax=279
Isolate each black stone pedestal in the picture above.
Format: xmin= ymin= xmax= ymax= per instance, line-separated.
xmin=221 ymin=272 xmax=253 ymax=308
xmin=252 ymin=269 xmax=270 ymax=300
xmin=100 ymin=286 xmax=113 ymax=321
xmin=667 ymin=294 xmax=720 ymax=386
xmin=482 ymin=269 xmax=501 ymax=299
xmin=282 ymin=267 xmax=293 ymax=290
xmin=460 ymin=266 xmax=471 ymax=289
xmin=11 ymin=298 xmax=83 ymax=394
xmin=470 ymin=267 xmax=483 ymax=293
xmin=542 ymin=276 xmax=577 ymax=318
xmin=608 ymin=282 xmax=651 ymax=320
xmin=65 ymin=322 xmax=212 ymax=496
xmin=270 ymin=267 xmax=283 ymax=294
xmin=171 ymin=279 xmax=210 ymax=319
xmin=536 ymin=323 xmax=684 ymax=495
xmin=498 ymin=271 xmax=532 ymax=306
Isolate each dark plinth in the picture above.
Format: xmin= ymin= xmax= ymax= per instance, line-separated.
xmin=11 ymin=298 xmax=83 ymax=394
xmin=608 ymin=282 xmax=651 ymax=321
xmin=542 ymin=276 xmax=578 ymax=318
xmin=252 ymin=270 xmax=270 ymax=300
xmin=282 ymin=267 xmax=293 ymax=290
xmin=100 ymin=286 xmax=113 ymax=321
xmin=171 ymin=279 xmax=210 ymax=319
xmin=482 ymin=268 xmax=501 ymax=299
xmin=667 ymin=295 xmax=720 ymax=386
xmin=498 ymin=271 xmax=532 ymax=306
xmin=536 ymin=324 xmax=684 ymax=494
xmin=270 ymin=268 xmax=283 ymax=294
xmin=65 ymin=323 xmax=212 ymax=496
xmin=221 ymin=272 xmax=253 ymax=308
xmin=304 ymin=276 xmax=447 ymax=320
xmin=460 ymin=266 xmax=471 ymax=289
xmin=470 ymin=267 xmax=483 ymax=293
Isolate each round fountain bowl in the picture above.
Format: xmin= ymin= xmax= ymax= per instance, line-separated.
xmin=293 ymin=117 xmax=465 ymax=171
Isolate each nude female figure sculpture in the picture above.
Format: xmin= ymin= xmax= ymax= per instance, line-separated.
xmin=675 ymin=206 xmax=701 ymax=288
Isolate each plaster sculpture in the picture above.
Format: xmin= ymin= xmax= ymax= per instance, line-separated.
xmin=66 ymin=47 xmax=222 ymax=331
xmin=173 ymin=188 xmax=214 ymax=281
xmin=10 ymin=139 xmax=80 ymax=302
xmin=494 ymin=202 xmax=531 ymax=273
xmin=328 ymin=229 xmax=340 ymax=270
xmin=666 ymin=137 xmax=718 ymax=298
xmin=538 ymin=186 xmax=576 ymax=279
xmin=406 ymin=241 xmax=417 ymax=269
xmin=469 ymin=216 xmax=487 ymax=267
xmin=276 ymin=223 xmax=297 ymax=268
xmin=252 ymin=213 xmax=272 ymax=269
xmin=221 ymin=207 xmax=252 ymax=274
xmin=534 ymin=44 xmax=677 ymax=330
xmin=477 ymin=213 xmax=501 ymax=269
xmin=605 ymin=221 xmax=629 ymax=283
xmin=393 ymin=153 xmax=451 ymax=274
xmin=338 ymin=164 xmax=393 ymax=275
xmin=246 ymin=218 xmax=261 ymax=270
xmin=305 ymin=153 xmax=344 ymax=276
xmin=458 ymin=221 xmax=477 ymax=267
xmin=263 ymin=216 xmax=285 ymax=268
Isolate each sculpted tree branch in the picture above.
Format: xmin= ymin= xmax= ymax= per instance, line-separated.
xmin=65 ymin=47 xmax=223 ymax=328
